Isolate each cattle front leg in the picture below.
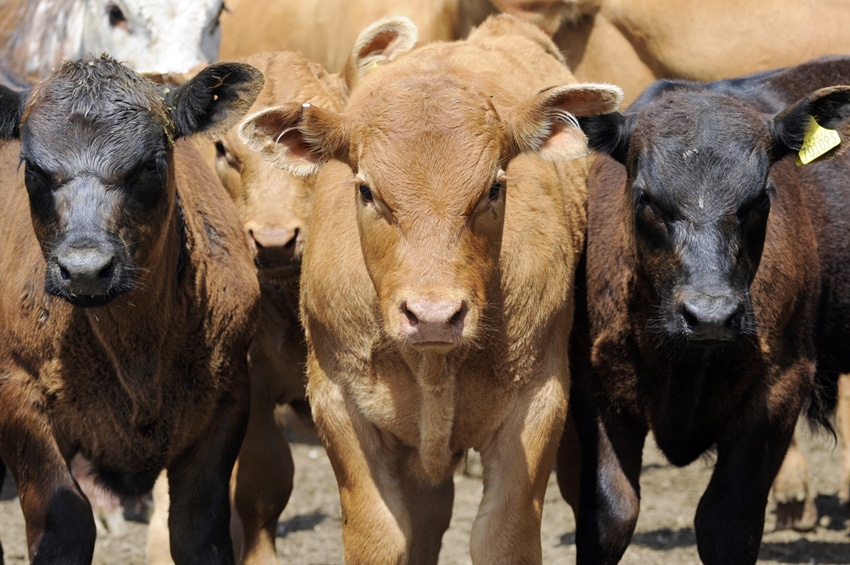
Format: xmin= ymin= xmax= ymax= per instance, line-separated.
xmin=572 ymin=397 xmax=646 ymax=565
xmin=309 ymin=363 xmax=420 ymax=565
xmin=231 ymin=382 xmax=294 ymax=564
xmin=470 ymin=374 xmax=568 ymax=565
xmin=166 ymin=383 xmax=249 ymax=565
xmin=0 ymin=380 xmax=97 ymax=565
xmin=695 ymin=419 xmax=797 ymax=564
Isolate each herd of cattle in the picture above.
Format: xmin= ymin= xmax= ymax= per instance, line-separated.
xmin=0 ymin=1 xmax=849 ymax=564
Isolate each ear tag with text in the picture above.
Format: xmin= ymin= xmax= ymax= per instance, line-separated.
xmin=797 ymin=115 xmax=841 ymax=165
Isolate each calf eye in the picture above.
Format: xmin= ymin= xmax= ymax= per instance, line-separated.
xmin=488 ymin=181 xmax=503 ymax=202
xmin=358 ymin=183 xmax=373 ymax=203
xmin=106 ymin=3 xmax=127 ymax=28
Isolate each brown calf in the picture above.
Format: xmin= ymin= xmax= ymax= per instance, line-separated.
xmin=240 ymin=13 xmax=621 ymax=564
xmin=0 ymin=56 xmax=262 ymax=564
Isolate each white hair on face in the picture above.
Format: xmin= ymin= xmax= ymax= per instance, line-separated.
xmin=4 ymin=0 xmax=223 ymax=79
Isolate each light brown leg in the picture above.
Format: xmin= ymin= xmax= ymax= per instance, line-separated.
xmin=309 ymin=358 xmax=412 ymax=565
xmin=772 ymin=430 xmax=817 ymax=531
xmin=146 ymin=471 xmax=173 ymax=565
xmin=471 ymin=372 xmax=568 ymax=565
xmin=838 ymin=374 xmax=850 ymax=505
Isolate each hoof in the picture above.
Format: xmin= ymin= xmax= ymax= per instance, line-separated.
xmin=774 ymin=498 xmax=817 ymax=532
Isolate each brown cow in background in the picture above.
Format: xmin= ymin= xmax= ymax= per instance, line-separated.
xmin=217 ymin=0 xmax=498 ymax=72
xmin=240 ymin=13 xmax=621 ymax=564
xmin=492 ymin=0 xmax=850 ymax=105
xmin=0 ymin=56 xmax=263 ymax=564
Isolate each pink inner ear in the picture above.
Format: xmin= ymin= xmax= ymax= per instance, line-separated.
xmin=280 ymin=129 xmax=322 ymax=164
xmin=539 ymin=120 xmax=587 ymax=158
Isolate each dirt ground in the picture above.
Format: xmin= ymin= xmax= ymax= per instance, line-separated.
xmin=1 ymin=422 xmax=848 ymax=565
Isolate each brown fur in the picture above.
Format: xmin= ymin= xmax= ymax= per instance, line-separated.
xmin=0 ymin=57 xmax=262 ymax=564
xmin=492 ymin=0 xmax=850 ymax=105
xmin=218 ymin=0 xmax=499 ymax=73
xmin=240 ymin=14 xmax=621 ymax=564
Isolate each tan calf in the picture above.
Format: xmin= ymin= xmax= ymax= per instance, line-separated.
xmin=148 ymin=18 xmax=420 ymax=565
xmin=240 ymin=14 xmax=621 ymax=564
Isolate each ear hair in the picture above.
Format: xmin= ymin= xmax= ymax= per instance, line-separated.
xmin=578 ymin=112 xmax=631 ymax=164
xmin=0 ymin=84 xmax=25 ymax=139
xmin=340 ymin=17 xmax=418 ymax=94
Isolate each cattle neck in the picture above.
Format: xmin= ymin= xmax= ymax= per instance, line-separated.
xmin=81 ymin=188 xmax=187 ymax=427
xmin=399 ymin=347 xmax=465 ymax=483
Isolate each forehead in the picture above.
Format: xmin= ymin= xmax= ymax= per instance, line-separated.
xmin=349 ymin=69 xmax=505 ymax=189
xmin=631 ymin=91 xmax=771 ymax=189
xmin=22 ymin=58 xmax=170 ymax=167
xmin=635 ymin=91 xmax=768 ymax=153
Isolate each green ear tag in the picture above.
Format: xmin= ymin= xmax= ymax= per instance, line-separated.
xmin=797 ymin=115 xmax=841 ymax=166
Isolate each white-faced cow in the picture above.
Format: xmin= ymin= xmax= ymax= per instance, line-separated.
xmin=1 ymin=0 xmax=225 ymax=80
xmin=562 ymin=55 xmax=850 ymax=564
xmin=0 ymin=55 xmax=263 ymax=564
xmin=239 ymin=13 xmax=621 ymax=564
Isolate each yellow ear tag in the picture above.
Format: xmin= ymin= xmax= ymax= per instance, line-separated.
xmin=797 ymin=115 xmax=841 ymax=166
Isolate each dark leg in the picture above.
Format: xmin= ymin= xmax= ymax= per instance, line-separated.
xmin=166 ymin=379 xmax=249 ymax=565
xmin=573 ymin=395 xmax=646 ymax=565
xmin=0 ymin=381 xmax=96 ymax=565
xmin=695 ymin=419 xmax=796 ymax=564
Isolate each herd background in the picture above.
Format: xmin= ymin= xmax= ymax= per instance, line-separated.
xmin=0 ymin=0 xmax=849 ymax=563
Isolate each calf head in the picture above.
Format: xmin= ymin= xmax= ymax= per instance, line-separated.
xmin=241 ymin=64 xmax=620 ymax=352
xmin=581 ymin=83 xmax=850 ymax=347
xmin=212 ymin=19 xmax=415 ymax=278
xmin=0 ymin=54 xmax=263 ymax=307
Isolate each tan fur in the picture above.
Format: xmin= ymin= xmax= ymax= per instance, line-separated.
xmin=218 ymin=0 xmax=500 ymax=73
xmin=240 ymin=14 xmax=621 ymax=564
xmin=492 ymin=0 xmax=850 ymax=105
xmin=151 ymin=21 xmax=419 ymax=564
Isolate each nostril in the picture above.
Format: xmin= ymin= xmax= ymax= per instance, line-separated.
xmin=724 ymin=304 xmax=745 ymax=331
xmin=98 ymin=257 xmax=115 ymax=280
xmin=401 ymin=302 xmax=419 ymax=327
xmin=449 ymin=302 xmax=467 ymax=328
xmin=681 ymin=304 xmax=700 ymax=330
xmin=285 ymin=228 xmax=299 ymax=250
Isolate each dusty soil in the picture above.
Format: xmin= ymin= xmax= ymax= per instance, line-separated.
xmin=1 ymin=422 xmax=848 ymax=564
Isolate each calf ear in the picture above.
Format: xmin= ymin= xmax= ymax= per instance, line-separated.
xmin=340 ymin=17 xmax=418 ymax=93
xmin=0 ymin=85 xmax=24 ymax=139
xmin=238 ymin=103 xmax=350 ymax=176
xmin=577 ymin=111 xmax=631 ymax=165
xmin=167 ymin=62 xmax=265 ymax=139
xmin=506 ymin=82 xmax=623 ymax=161
xmin=771 ymin=85 xmax=850 ymax=163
